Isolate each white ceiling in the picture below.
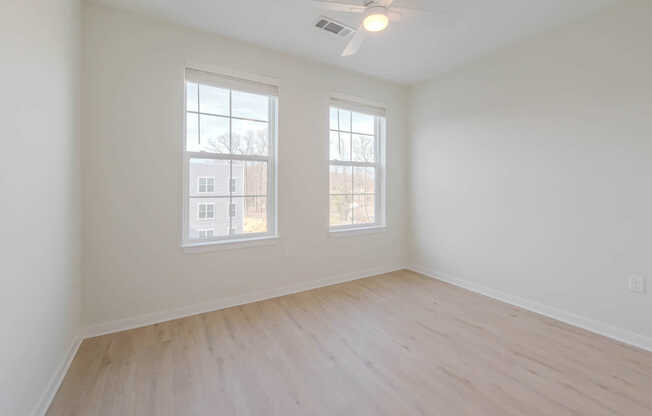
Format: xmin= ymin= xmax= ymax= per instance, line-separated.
xmin=89 ymin=0 xmax=616 ymax=84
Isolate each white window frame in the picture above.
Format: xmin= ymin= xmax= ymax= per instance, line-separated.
xmin=182 ymin=68 xmax=278 ymax=247
xmin=197 ymin=176 xmax=215 ymax=193
xmin=329 ymin=100 xmax=386 ymax=233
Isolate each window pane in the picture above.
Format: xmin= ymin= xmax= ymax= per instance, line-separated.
xmin=196 ymin=114 xmax=229 ymax=153
xmin=232 ymin=91 xmax=269 ymax=121
xmin=329 ymin=195 xmax=352 ymax=227
xmin=329 ymin=131 xmax=351 ymax=161
xmin=352 ymin=134 xmax=375 ymax=162
xmin=329 ymin=165 xmax=352 ymax=195
xmin=206 ymin=178 xmax=215 ymax=192
xmin=352 ymin=112 xmax=374 ymax=135
xmin=353 ymin=194 xmax=375 ymax=225
xmin=338 ymin=109 xmax=351 ymax=131
xmin=329 ymin=107 xmax=339 ymax=130
xmin=198 ymin=229 xmax=214 ymax=239
xmin=199 ymin=84 xmax=229 ymax=116
xmin=232 ymin=161 xmax=267 ymax=196
xmin=353 ymin=166 xmax=375 ymax=194
xmin=231 ymin=119 xmax=268 ymax=155
xmin=188 ymin=197 xmax=229 ymax=240
xmin=189 ymin=159 xmax=230 ymax=197
xmin=198 ymin=202 xmax=215 ymax=220
xmin=231 ymin=196 xmax=268 ymax=235
xmin=186 ymin=112 xmax=199 ymax=150
xmin=186 ymin=82 xmax=198 ymax=112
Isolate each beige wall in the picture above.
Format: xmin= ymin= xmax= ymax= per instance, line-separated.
xmin=82 ymin=3 xmax=408 ymax=327
xmin=409 ymin=0 xmax=652 ymax=341
xmin=0 ymin=1 xmax=82 ymax=415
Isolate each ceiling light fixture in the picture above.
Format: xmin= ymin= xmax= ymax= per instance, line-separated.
xmin=362 ymin=6 xmax=389 ymax=32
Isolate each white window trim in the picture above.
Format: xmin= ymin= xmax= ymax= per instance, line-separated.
xmin=328 ymin=103 xmax=386 ymax=233
xmin=182 ymin=69 xmax=279 ymax=248
xmin=329 ymin=225 xmax=387 ymax=238
xmin=183 ymin=235 xmax=280 ymax=253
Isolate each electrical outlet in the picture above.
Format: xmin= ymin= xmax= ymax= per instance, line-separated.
xmin=628 ymin=275 xmax=646 ymax=294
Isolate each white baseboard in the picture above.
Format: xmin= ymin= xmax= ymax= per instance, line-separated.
xmin=32 ymin=264 xmax=651 ymax=415
xmin=408 ymin=265 xmax=652 ymax=353
xmin=85 ymin=264 xmax=405 ymax=338
xmin=36 ymin=265 xmax=403 ymax=414
xmin=31 ymin=334 xmax=83 ymax=416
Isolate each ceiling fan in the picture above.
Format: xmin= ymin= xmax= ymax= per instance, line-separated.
xmin=313 ymin=0 xmax=427 ymax=56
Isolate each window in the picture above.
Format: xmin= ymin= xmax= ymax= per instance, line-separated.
xmin=183 ymin=69 xmax=278 ymax=245
xmin=198 ymin=202 xmax=215 ymax=220
xmin=198 ymin=229 xmax=214 ymax=239
xmin=329 ymin=100 xmax=385 ymax=230
xmin=198 ymin=176 xmax=215 ymax=193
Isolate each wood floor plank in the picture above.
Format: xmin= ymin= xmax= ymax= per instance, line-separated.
xmin=47 ymin=270 xmax=652 ymax=415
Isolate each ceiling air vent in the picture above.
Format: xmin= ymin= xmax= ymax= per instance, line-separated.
xmin=314 ymin=16 xmax=355 ymax=38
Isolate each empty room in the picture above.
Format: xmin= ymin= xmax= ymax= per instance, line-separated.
xmin=3 ymin=0 xmax=652 ymax=414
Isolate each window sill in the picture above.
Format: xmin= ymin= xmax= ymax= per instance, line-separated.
xmin=182 ymin=235 xmax=279 ymax=253
xmin=329 ymin=226 xmax=387 ymax=238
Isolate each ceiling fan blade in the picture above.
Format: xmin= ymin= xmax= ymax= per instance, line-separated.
xmin=341 ymin=26 xmax=366 ymax=56
xmin=389 ymin=7 xmax=431 ymax=19
xmin=312 ymin=0 xmax=365 ymax=13
xmin=381 ymin=0 xmax=395 ymax=7
xmin=391 ymin=6 xmax=437 ymax=14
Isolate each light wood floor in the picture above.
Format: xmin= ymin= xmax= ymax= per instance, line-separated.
xmin=48 ymin=270 xmax=652 ymax=415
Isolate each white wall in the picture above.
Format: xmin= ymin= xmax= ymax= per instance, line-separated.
xmin=0 ymin=1 xmax=82 ymax=415
xmin=82 ymin=4 xmax=407 ymax=327
xmin=409 ymin=0 xmax=652 ymax=340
